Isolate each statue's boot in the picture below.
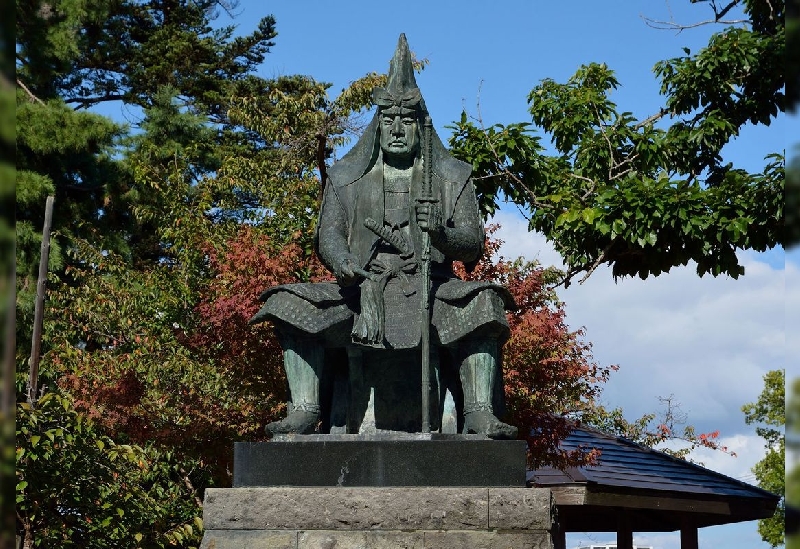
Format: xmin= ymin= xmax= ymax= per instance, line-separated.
xmin=463 ymin=409 xmax=517 ymax=440
xmin=265 ymin=335 xmax=322 ymax=437
xmin=265 ymin=407 xmax=320 ymax=436
xmin=460 ymin=340 xmax=517 ymax=440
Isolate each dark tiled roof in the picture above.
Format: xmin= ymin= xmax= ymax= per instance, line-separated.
xmin=528 ymin=425 xmax=778 ymax=501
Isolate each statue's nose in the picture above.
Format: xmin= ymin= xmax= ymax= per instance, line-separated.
xmin=391 ymin=117 xmax=403 ymax=135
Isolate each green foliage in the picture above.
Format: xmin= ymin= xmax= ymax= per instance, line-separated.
xmin=15 ymin=2 xmax=297 ymax=542
xmin=789 ymin=0 xmax=800 ymax=110
xmin=16 ymin=391 xmax=204 ymax=548
xmin=788 ymin=373 xmax=800 ymax=549
xmin=1 ymin=6 xmax=16 ymax=546
xmin=449 ymin=0 xmax=784 ymax=284
xmin=788 ymin=150 xmax=800 ymax=247
xmin=15 ymin=92 xmax=128 ymax=372
xmin=15 ymin=95 xmax=125 ymax=260
xmin=742 ymin=369 xmax=786 ymax=547
xmin=16 ymin=0 xmax=277 ymax=110
xmin=42 ymin=237 xmax=276 ymax=481
xmin=13 ymin=0 xmax=280 ymax=351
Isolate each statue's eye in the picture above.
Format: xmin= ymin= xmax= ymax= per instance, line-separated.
xmin=402 ymin=118 xmax=415 ymax=126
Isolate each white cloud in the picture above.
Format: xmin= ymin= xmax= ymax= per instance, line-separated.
xmin=493 ymin=221 xmax=786 ymax=438
xmin=786 ymin=252 xmax=800 ymax=376
xmin=490 ymin=210 xmax=565 ymax=269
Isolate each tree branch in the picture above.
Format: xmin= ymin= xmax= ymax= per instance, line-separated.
xmin=641 ymin=15 xmax=749 ymax=32
xmin=18 ymin=509 xmax=33 ymax=549
xmin=180 ymin=468 xmax=203 ymax=508
xmin=715 ymin=1 xmax=739 ymax=19
xmin=642 ymin=0 xmax=747 ymax=32
xmin=316 ymin=132 xmax=328 ymax=198
xmin=578 ymin=238 xmax=617 ymax=284
xmin=573 ymin=173 xmax=598 ymax=201
xmin=472 ymin=84 xmax=553 ymax=211
xmin=551 ymin=265 xmax=582 ymax=290
xmin=64 ymin=94 xmax=128 ymax=109
xmin=610 ymin=152 xmax=640 ymax=181
xmin=17 ymin=78 xmax=45 ymax=105
xmin=592 ymin=104 xmax=616 ymax=182
xmin=635 ymin=108 xmax=669 ymax=130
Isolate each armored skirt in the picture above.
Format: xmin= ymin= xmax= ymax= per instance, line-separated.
xmin=253 ymin=276 xmax=514 ymax=351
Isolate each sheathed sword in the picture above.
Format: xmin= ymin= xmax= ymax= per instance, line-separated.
xmin=417 ymin=115 xmax=436 ymax=433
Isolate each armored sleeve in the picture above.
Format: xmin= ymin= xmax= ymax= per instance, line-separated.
xmin=430 ymin=178 xmax=484 ymax=264
xmin=316 ymin=182 xmax=356 ymax=278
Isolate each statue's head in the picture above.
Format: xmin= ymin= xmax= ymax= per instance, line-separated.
xmin=330 ymin=34 xmax=467 ymax=187
xmin=372 ymin=34 xmax=425 ymax=162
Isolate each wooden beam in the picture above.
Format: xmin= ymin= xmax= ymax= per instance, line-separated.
xmin=584 ymin=489 xmax=731 ymax=515
xmin=549 ymin=485 xmax=587 ymax=505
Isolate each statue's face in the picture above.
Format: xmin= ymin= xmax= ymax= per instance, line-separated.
xmin=379 ymin=107 xmax=419 ymax=159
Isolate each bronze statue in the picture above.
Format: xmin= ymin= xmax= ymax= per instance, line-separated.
xmin=250 ymin=34 xmax=517 ymax=439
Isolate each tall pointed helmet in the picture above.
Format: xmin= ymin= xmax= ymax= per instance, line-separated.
xmin=327 ymin=34 xmax=470 ymax=188
xmin=372 ymin=33 xmax=425 ymax=113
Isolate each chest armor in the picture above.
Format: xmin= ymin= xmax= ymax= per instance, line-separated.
xmin=383 ymin=172 xmax=411 ymax=230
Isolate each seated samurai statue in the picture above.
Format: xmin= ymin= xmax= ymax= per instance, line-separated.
xmin=250 ymin=34 xmax=517 ymax=439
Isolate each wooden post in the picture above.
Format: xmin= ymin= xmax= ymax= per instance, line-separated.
xmin=680 ymin=524 xmax=699 ymax=549
xmin=616 ymin=514 xmax=633 ymax=549
xmin=27 ymin=195 xmax=54 ymax=406
xmin=553 ymin=525 xmax=566 ymax=549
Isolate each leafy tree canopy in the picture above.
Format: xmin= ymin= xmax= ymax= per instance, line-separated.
xmin=449 ymin=0 xmax=784 ymax=285
xmin=16 ymin=392 xmax=205 ymax=548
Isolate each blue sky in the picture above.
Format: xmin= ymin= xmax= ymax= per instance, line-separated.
xmin=225 ymin=0 xmax=783 ymax=168
xmin=116 ymin=2 xmax=788 ymax=547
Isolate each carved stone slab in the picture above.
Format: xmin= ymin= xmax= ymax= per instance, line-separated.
xmin=203 ymin=487 xmax=490 ymax=531
xmin=199 ymin=530 xmax=553 ymax=549
xmin=200 ymin=487 xmax=555 ymax=549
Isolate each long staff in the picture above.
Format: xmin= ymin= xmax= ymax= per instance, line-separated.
xmin=418 ymin=116 xmax=436 ymax=433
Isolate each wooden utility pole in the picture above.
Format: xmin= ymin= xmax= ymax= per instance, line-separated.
xmin=2 ymin=272 xmax=14 ymax=417
xmin=27 ymin=195 xmax=54 ymax=406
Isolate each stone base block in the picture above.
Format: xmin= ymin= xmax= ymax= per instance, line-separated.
xmin=200 ymin=487 xmax=554 ymax=549
xmin=234 ymin=437 xmax=527 ymax=487
xmin=200 ymin=530 xmax=552 ymax=549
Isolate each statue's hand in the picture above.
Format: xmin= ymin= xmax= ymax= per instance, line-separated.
xmin=415 ymin=200 xmax=442 ymax=234
xmin=337 ymin=256 xmax=360 ymax=286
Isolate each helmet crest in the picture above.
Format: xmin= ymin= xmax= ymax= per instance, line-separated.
xmin=372 ymin=34 xmax=424 ymax=112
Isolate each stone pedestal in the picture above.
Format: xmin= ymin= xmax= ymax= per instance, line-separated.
xmin=200 ymin=436 xmax=554 ymax=548
xmin=234 ymin=436 xmax=527 ymax=487
xmin=200 ymin=486 xmax=555 ymax=549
